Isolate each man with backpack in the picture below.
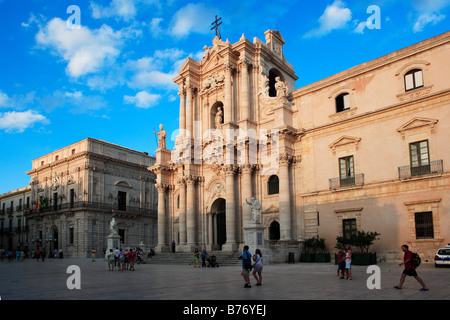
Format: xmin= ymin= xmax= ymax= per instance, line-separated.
xmin=394 ymin=244 xmax=429 ymax=291
xmin=240 ymin=245 xmax=253 ymax=288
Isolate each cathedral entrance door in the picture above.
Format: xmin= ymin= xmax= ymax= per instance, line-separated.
xmin=211 ymin=198 xmax=226 ymax=249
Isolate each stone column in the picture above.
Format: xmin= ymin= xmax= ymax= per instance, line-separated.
xmin=223 ymin=165 xmax=237 ymax=251
xmin=241 ymin=164 xmax=253 ymax=227
xmin=240 ymin=59 xmax=250 ymax=121
xmin=186 ymin=85 xmax=193 ymax=137
xmin=186 ymin=176 xmax=196 ymax=245
xmin=279 ymin=154 xmax=292 ymax=240
xmin=156 ymin=184 xmax=169 ymax=252
xmin=178 ymin=85 xmax=186 ymax=132
xmin=178 ymin=179 xmax=187 ymax=245
xmin=224 ymin=64 xmax=233 ymax=124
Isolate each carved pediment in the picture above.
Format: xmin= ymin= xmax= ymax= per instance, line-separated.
xmin=114 ymin=181 xmax=132 ymax=189
xmin=177 ymin=57 xmax=200 ymax=75
xmin=329 ymin=136 xmax=361 ymax=154
xmin=397 ymin=117 xmax=438 ymax=139
xmin=263 ymin=204 xmax=279 ymax=214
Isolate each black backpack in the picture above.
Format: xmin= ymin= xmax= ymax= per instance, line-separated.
xmin=411 ymin=252 xmax=421 ymax=267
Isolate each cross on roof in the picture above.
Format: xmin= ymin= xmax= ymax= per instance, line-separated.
xmin=211 ymin=15 xmax=222 ymax=39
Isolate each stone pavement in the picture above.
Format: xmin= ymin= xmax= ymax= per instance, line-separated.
xmin=1 ymin=257 xmax=448 ymax=302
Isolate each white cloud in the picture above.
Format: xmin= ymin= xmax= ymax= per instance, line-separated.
xmin=0 ymin=110 xmax=49 ymax=133
xmin=353 ymin=20 xmax=367 ymax=34
xmin=130 ymin=70 xmax=178 ymax=90
xmin=90 ymin=0 xmax=137 ymax=22
xmin=413 ymin=13 xmax=446 ymax=32
xmin=125 ymin=48 xmax=186 ymax=91
xmin=0 ymin=90 xmax=10 ymax=107
xmin=124 ymin=91 xmax=161 ymax=108
xmin=169 ymin=3 xmax=215 ymax=38
xmin=150 ymin=17 xmax=164 ymax=37
xmin=411 ymin=0 xmax=450 ymax=32
xmin=35 ymin=18 xmax=128 ymax=78
xmin=304 ymin=0 xmax=352 ymax=38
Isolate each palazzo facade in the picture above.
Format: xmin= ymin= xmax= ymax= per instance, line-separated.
xmin=22 ymin=138 xmax=158 ymax=258
xmin=150 ymin=30 xmax=450 ymax=262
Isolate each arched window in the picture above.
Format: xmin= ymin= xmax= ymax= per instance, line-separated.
xmin=211 ymin=101 xmax=224 ymax=129
xmin=335 ymin=92 xmax=350 ymax=113
xmin=404 ymin=69 xmax=423 ymax=91
xmin=268 ymin=175 xmax=279 ymax=195
xmin=268 ymin=69 xmax=284 ymax=97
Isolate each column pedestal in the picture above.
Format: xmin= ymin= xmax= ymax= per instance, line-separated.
xmin=242 ymin=223 xmax=273 ymax=265
xmin=107 ymin=233 xmax=121 ymax=251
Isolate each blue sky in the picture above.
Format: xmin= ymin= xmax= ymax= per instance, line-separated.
xmin=0 ymin=0 xmax=449 ymax=194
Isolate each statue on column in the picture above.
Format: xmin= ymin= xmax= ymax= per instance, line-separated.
xmin=154 ymin=124 xmax=167 ymax=150
xmin=246 ymin=197 xmax=261 ymax=224
xmin=110 ymin=217 xmax=118 ymax=235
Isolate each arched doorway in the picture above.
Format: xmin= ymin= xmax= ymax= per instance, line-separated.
xmin=269 ymin=221 xmax=280 ymax=240
xmin=211 ymin=198 xmax=226 ymax=249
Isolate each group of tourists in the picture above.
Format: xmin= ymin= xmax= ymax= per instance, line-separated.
xmin=0 ymin=248 xmax=63 ymax=262
xmin=100 ymin=247 xmax=146 ymax=271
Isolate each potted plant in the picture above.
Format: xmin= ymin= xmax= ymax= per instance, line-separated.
xmin=301 ymin=235 xmax=331 ymax=262
xmin=335 ymin=231 xmax=380 ymax=265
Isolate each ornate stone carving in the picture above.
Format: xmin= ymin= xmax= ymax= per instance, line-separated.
xmin=201 ymin=72 xmax=225 ymax=94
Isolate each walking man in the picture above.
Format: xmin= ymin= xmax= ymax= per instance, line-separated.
xmin=394 ymin=244 xmax=428 ymax=291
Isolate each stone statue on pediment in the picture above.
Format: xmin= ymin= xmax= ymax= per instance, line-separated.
xmin=154 ymin=124 xmax=167 ymax=150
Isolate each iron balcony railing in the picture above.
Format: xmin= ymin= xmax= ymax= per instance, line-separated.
xmin=398 ymin=160 xmax=444 ymax=179
xmin=329 ymin=173 xmax=364 ymax=190
xmin=24 ymin=201 xmax=157 ymax=217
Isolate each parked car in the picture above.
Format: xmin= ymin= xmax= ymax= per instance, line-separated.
xmin=435 ymin=244 xmax=450 ymax=267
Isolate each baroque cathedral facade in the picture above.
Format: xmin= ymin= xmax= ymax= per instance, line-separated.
xmin=149 ymin=30 xmax=450 ymax=262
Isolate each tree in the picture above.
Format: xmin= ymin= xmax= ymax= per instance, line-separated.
xmin=336 ymin=231 xmax=380 ymax=254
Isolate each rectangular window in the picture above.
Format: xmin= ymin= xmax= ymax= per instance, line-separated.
xmin=343 ymin=218 xmax=357 ymax=238
xmin=53 ymin=192 xmax=58 ymax=210
xmin=415 ymin=211 xmax=434 ymax=239
xmin=410 ymin=140 xmax=430 ymax=176
xmin=69 ymin=189 xmax=75 ymax=208
xmin=69 ymin=227 xmax=74 ymax=244
xmin=339 ymin=156 xmax=355 ymax=186
xmin=118 ymin=191 xmax=127 ymax=211
xmin=119 ymin=228 xmax=125 ymax=244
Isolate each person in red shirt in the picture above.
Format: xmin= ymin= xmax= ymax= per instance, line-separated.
xmin=394 ymin=245 xmax=428 ymax=291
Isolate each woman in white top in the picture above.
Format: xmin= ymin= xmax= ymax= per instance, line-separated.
xmin=252 ymin=249 xmax=264 ymax=286
xmin=344 ymin=244 xmax=352 ymax=280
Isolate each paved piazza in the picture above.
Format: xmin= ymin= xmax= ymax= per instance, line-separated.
xmin=1 ymin=258 xmax=448 ymax=304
